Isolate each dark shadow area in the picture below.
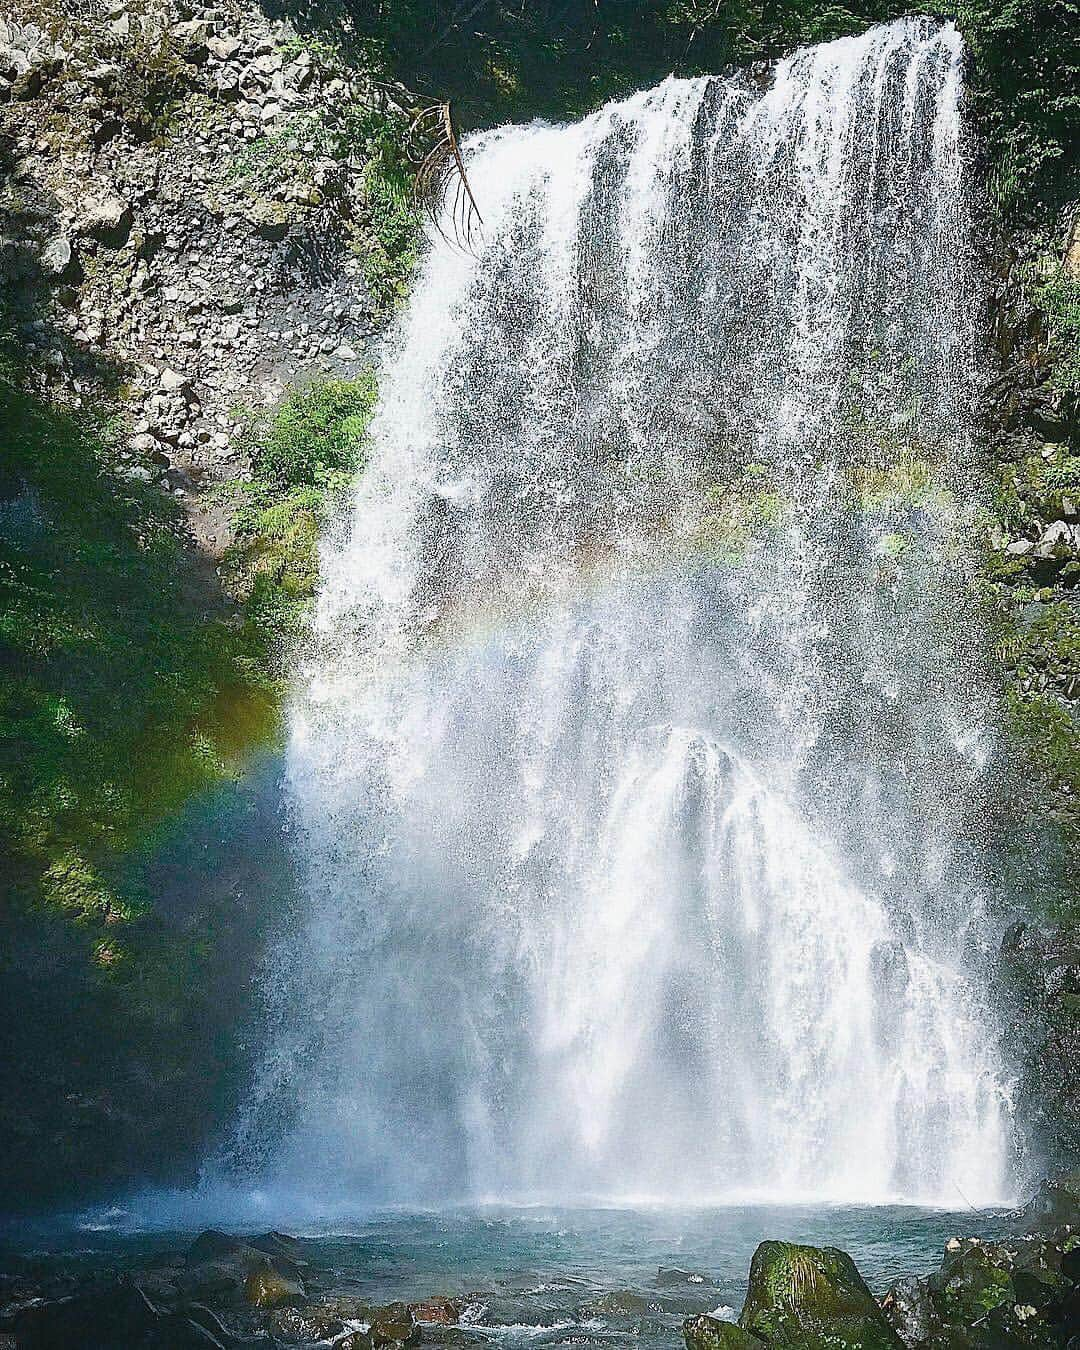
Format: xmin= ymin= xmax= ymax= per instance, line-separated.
xmin=0 ymin=128 xmax=291 ymax=1212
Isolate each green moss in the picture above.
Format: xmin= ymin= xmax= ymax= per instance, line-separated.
xmin=351 ymin=106 xmax=421 ymax=309
xmin=848 ymin=457 xmax=953 ymax=514
xmin=692 ymin=469 xmax=790 ymax=560
xmin=739 ymin=1241 xmax=902 ymax=1349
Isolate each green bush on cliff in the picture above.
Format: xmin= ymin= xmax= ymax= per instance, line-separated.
xmin=225 ymin=374 xmax=377 ymax=667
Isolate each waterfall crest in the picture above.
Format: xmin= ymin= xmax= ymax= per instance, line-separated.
xmin=227 ymin=17 xmax=1017 ymax=1207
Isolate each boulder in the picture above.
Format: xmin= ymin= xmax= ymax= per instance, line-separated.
xmin=880 ymin=1274 xmax=940 ymax=1345
xmin=592 ymin=1289 xmax=653 ymax=1315
xmin=244 ymin=1266 xmax=305 ymax=1308
xmin=739 ymin=1241 xmax=904 ymax=1349
xmin=13 ymin=1283 xmax=226 ymax=1349
xmin=930 ymin=1238 xmax=1017 ymax=1325
xmin=1021 ymin=1172 xmax=1080 ymax=1234
xmin=266 ymin=1302 xmax=348 ymax=1341
xmin=684 ymin=1312 xmax=764 ymax=1347
xmin=40 ymin=235 xmax=78 ymax=280
xmin=80 ymin=195 xmax=132 ymax=245
xmin=659 ymin=1266 xmax=716 ymax=1287
xmin=369 ymin=1301 xmax=421 ymax=1346
xmin=409 ymin=1295 xmax=463 ymax=1323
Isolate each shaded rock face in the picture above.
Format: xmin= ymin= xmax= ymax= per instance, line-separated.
xmin=998 ymin=922 xmax=1080 ymax=1173
xmin=1025 ymin=1173 xmax=1080 ymax=1232
xmin=737 ymin=1241 xmax=904 ymax=1350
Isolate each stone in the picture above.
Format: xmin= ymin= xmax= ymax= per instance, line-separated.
xmin=1022 ymin=1172 xmax=1080 ymax=1234
xmin=40 ymin=235 xmax=76 ymax=279
xmin=159 ymin=367 xmax=189 ymax=392
xmin=267 ymin=1303 xmax=348 ymax=1341
xmin=81 ymin=195 xmax=132 ymax=245
xmin=684 ymin=1314 xmax=764 ymax=1348
xmin=592 ymin=1290 xmax=652 ymax=1316
xmin=659 ymin=1267 xmax=715 ymax=1287
xmin=369 ymin=1301 xmax=420 ymax=1346
xmin=13 ymin=1284 xmax=222 ymax=1349
xmin=879 ymin=1274 xmax=939 ymax=1345
xmin=207 ymin=34 xmax=241 ymax=60
xmin=1065 ymin=214 xmax=1080 ymax=280
xmin=409 ymin=1295 xmax=462 ymax=1323
xmin=245 ymin=1266 xmax=305 ymax=1308
xmin=739 ymin=1242 xmax=903 ymax=1349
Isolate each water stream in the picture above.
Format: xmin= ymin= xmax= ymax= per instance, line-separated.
xmin=223 ymin=17 xmax=1018 ymax=1214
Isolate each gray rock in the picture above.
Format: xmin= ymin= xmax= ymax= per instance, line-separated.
xmin=81 ymin=195 xmax=132 ymax=244
xmin=159 ymin=367 xmax=189 ymax=392
xmin=40 ymin=235 xmax=75 ymax=278
xmin=1022 ymin=1172 xmax=1080 ymax=1234
xmin=879 ymin=1275 xmax=937 ymax=1346
xmin=207 ymin=34 xmax=241 ymax=60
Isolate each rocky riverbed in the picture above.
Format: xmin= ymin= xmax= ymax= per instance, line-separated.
xmin=2 ymin=1178 xmax=1078 ymax=1349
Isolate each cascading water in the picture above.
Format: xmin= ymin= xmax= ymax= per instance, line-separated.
xmin=226 ymin=17 xmax=1019 ymax=1210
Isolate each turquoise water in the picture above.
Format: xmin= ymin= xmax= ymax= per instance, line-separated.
xmin=0 ymin=1204 xmax=1017 ymax=1345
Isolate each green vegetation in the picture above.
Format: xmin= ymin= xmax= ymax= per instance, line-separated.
xmin=225 ymin=374 xmax=378 ymax=665
xmin=227 ymin=101 xmax=419 ymax=308
xmin=1035 ymin=264 xmax=1080 ymax=397
xmin=0 ymin=370 xmax=276 ymax=943
xmin=0 ymin=347 xmax=375 ymax=1205
xmin=285 ymin=0 xmax=1076 ymax=213
xmin=694 ymin=465 xmax=789 ymax=560
xmin=985 ymin=437 xmax=1080 ymax=910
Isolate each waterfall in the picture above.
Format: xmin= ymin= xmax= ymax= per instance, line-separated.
xmin=226 ymin=17 xmax=1018 ymax=1209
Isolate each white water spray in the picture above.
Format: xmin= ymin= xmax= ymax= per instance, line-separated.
xmin=226 ymin=18 xmax=1016 ymax=1208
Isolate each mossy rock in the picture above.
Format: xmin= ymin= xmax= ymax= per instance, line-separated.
xmin=245 ymin=1265 xmax=306 ymax=1308
xmin=684 ymin=1312 xmax=765 ymax=1347
xmin=739 ymin=1241 xmax=903 ymax=1349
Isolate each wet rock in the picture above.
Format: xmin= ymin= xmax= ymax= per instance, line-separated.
xmin=409 ymin=1295 xmax=463 ymax=1323
xmin=739 ymin=1241 xmax=904 ymax=1349
xmin=245 ymin=1265 xmax=305 ymax=1308
xmin=175 ymin=1259 xmax=248 ymax=1302
xmin=880 ymin=1274 xmax=939 ymax=1345
xmin=684 ymin=1313 xmax=765 ymax=1347
xmin=592 ymin=1289 xmax=653 ymax=1315
xmin=369 ymin=1301 xmax=421 ymax=1346
xmin=930 ymin=1238 xmax=1018 ymax=1326
xmin=13 ymin=1282 xmax=225 ymax=1349
xmin=658 ymin=1267 xmax=716 ymax=1287
xmin=266 ymin=1302 xmax=348 ymax=1342
xmin=1022 ymin=1172 xmax=1080 ymax=1233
